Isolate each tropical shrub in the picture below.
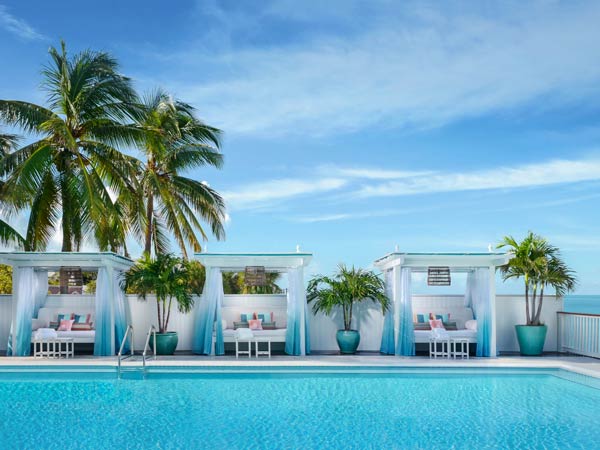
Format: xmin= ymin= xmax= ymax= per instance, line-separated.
xmin=307 ymin=265 xmax=389 ymax=331
xmin=498 ymin=232 xmax=576 ymax=325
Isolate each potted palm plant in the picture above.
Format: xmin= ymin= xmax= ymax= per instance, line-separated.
xmin=122 ymin=254 xmax=195 ymax=355
xmin=308 ymin=265 xmax=390 ymax=354
xmin=498 ymin=232 xmax=576 ymax=356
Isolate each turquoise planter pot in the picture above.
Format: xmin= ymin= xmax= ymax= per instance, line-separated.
xmin=150 ymin=332 xmax=179 ymax=355
xmin=515 ymin=325 xmax=547 ymax=356
xmin=336 ymin=330 xmax=360 ymax=354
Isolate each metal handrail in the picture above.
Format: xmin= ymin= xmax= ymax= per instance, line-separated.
xmin=142 ymin=325 xmax=157 ymax=371
xmin=117 ymin=325 xmax=134 ymax=377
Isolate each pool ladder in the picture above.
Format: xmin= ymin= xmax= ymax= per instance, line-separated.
xmin=117 ymin=325 xmax=158 ymax=378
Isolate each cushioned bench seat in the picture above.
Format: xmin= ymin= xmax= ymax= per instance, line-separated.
xmin=414 ymin=329 xmax=477 ymax=343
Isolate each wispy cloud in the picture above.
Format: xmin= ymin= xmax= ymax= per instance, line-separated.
xmin=0 ymin=6 xmax=45 ymax=41
xmin=357 ymin=158 xmax=600 ymax=198
xmin=222 ymin=177 xmax=347 ymax=210
xmin=156 ymin=1 xmax=600 ymax=136
xmin=221 ymin=157 xmax=600 ymax=212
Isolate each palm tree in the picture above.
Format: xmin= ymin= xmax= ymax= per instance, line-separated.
xmin=131 ymin=89 xmax=226 ymax=258
xmin=0 ymin=131 xmax=24 ymax=247
xmin=0 ymin=41 xmax=141 ymax=252
xmin=308 ymin=265 xmax=390 ymax=331
xmin=122 ymin=253 xmax=194 ymax=334
xmin=498 ymin=232 xmax=576 ymax=325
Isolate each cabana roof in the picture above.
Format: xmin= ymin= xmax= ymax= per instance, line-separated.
xmin=0 ymin=251 xmax=133 ymax=271
xmin=194 ymin=252 xmax=313 ymax=270
xmin=374 ymin=252 xmax=511 ymax=271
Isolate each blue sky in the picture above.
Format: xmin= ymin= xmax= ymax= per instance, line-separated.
xmin=1 ymin=1 xmax=600 ymax=293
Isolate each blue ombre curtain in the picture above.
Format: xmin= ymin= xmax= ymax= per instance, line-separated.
xmin=395 ymin=267 xmax=415 ymax=356
xmin=33 ymin=271 xmax=48 ymax=317
xmin=113 ymin=269 xmax=130 ymax=354
xmin=464 ymin=271 xmax=475 ymax=310
xmin=193 ymin=267 xmax=224 ymax=355
xmin=285 ymin=266 xmax=310 ymax=355
xmin=471 ymin=268 xmax=492 ymax=357
xmin=7 ymin=267 xmax=36 ymax=356
xmin=94 ymin=267 xmax=113 ymax=356
xmin=380 ymin=269 xmax=395 ymax=354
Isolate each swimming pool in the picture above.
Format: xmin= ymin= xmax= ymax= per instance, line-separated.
xmin=0 ymin=367 xmax=598 ymax=449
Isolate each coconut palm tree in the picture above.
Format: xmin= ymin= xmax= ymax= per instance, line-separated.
xmin=0 ymin=41 xmax=141 ymax=252
xmin=130 ymin=89 xmax=226 ymax=258
xmin=0 ymin=132 xmax=25 ymax=247
xmin=498 ymin=232 xmax=576 ymax=325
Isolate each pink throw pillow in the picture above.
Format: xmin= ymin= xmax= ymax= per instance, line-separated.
xmin=58 ymin=319 xmax=74 ymax=331
xmin=429 ymin=319 xmax=444 ymax=329
xmin=248 ymin=319 xmax=263 ymax=330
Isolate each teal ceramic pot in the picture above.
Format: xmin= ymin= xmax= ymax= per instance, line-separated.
xmin=150 ymin=332 xmax=179 ymax=355
xmin=515 ymin=325 xmax=547 ymax=356
xmin=336 ymin=330 xmax=361 ymax=354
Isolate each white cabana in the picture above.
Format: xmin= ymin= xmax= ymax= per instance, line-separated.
xmin=192 ymin=252 xmax=312 ymax=356
xmin=0 ymin=252 xmax=133 ymax=357
xmin=374 ymin=252 xmax=511 ymax=358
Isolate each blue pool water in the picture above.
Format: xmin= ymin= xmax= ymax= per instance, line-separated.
xmin=0 ymin=367 xmax=599 ymax=449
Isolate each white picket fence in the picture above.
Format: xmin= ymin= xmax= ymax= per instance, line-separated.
xmin=558 ymin=312 xmax=600 ymax=358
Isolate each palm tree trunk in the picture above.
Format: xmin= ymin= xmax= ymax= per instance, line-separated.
xmin=165 ymin=297 xmax=173 ymax=333
xmin=533 ymin=287 xmax=545 ymax=325
xmin=144 ymin=194 xmax=153 ymax=256
xmin=525 ymin=283 xmax=530 ymax=325
xmin=156 ymin=299 xmax=162 ymax=333
xmin=531 ymin=285 xmax=537 ymax=326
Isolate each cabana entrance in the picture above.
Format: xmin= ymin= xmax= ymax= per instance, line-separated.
xmin=0 ymin=252 xmax=133 ymax=357
xmin=192 ymin=252 xmax=312 ymax=356
xmin=374 ymin=252 xmax=511 ymax=357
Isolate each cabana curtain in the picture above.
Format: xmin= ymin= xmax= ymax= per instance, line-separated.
xmin=471 ymin=268 xmax=493 ymax=357
xmin=396 ymin=267 xmax=415 ymax=356
xmin=33 ymin=270 xmax=48 ymax=317
xmin=193 ymin=267 xmax=224 ymax=355
xmin=7 ymin=267 xmax=37 ymax=356
xmin=285 ymin=266 xmax=310 ymax=355
xmin=380 ymin=269 xmax=395 ymax=354
xmin=113 ymin=269 xmax=130 ymax=354
xmin=94 ymin=267 xmax=112 ymax=356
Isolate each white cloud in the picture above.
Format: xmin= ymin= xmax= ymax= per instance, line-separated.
xmin=222 ymin=177 xmax=347 ymax=210
xmin=357 ymin=158 xmax=600 ymax=198
xmin=0 ymin=6 xmax=45 ymax=41
xmin=160 ymin=2 xmax=600 ymax=135
xmin=318 ymin=165 xmax=431 ymax=180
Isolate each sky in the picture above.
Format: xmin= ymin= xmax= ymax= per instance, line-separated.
xmin=0 ymin=0 xmax=599 ymax=294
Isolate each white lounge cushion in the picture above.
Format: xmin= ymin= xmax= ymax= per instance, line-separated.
xmin=235 ymin=328 xmax=254 ymax=340
xmin=34 ymin=328 xmax=57 ymax=340
xmin=465 ymin=320 xmax=478 ymax=331
xmin=31 ymin=318 xmax=47 ymax=331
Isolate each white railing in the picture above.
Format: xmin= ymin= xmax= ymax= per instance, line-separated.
xmin=558 ymin=312 xmax=600 ymax=358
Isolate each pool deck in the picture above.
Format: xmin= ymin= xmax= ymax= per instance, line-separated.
xmin=1 ymin=354 xmax=600 ymax=378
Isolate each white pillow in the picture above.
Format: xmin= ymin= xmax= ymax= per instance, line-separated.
xmin=31 ymin=318 xmax=47 ymax=331
xmin=465 ymin=320 xmax=478 ymax=331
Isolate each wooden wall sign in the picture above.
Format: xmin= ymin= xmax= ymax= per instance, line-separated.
xmin=244 ymin=266 xmax=267 ymax=286
xmin=427 ymin=266 xmax=451 ymax=286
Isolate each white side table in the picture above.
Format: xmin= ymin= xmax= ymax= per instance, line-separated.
xmin=450 ymin=338 xmax=470 ymax=359
xmin=429 ymin=337 xmax=450 ymax=359
xmin=33 ymin=338 xmax=74 ymax=359
xmin=235 ymin=338 xmax=252 ymax=359
xmin=254 ymin=338 xmax=271 ymax=358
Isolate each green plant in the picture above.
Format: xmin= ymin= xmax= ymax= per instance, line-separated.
xmin=130 ymin=89 xmax=226 ymax=258
xmin=0 ymin=41 xmax=141 ymax=251
xmin=307 ymin=265 xmax=390 ymax=331
xmin=122 ymin=254 xmax=194 ymax=333
xmin=498 ymin=232 xmax=576 ymax=326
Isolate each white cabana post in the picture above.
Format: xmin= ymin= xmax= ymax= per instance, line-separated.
xmin=374 ymin=252 xmax=511 ymax=358
xmin=192 ymin=252 xmax=312 ymax=356
xmin=0 ymin=252 xmax=133 ymax=357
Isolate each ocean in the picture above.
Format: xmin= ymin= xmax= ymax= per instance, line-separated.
xmin=564 ymin=295 xmax=600 ymax=314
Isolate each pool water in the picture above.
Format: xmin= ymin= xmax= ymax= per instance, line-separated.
xmin=0 ymin=368 xmax=598 ymax=449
